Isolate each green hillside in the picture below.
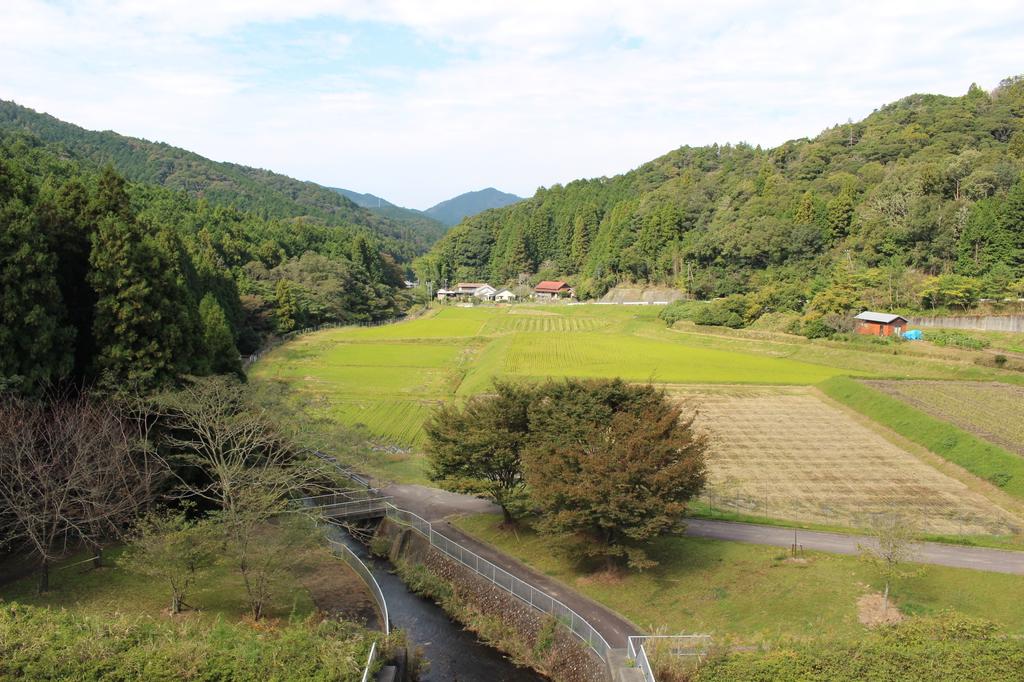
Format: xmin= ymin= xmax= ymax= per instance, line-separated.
xmin=0 ymin=100 xmax=442 ymax=260
xmin=330 ymin=186 xmax=448 ymax=245
xmin=417 ymin=78 xmax=1024 ymax=323
xmin=424 ymin=187 xmax=522 ymax=226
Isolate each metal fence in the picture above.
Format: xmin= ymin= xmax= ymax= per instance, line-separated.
xmin=360 ymin=641 xmax=378 ymax=682
xmin=314 ymin=496 xmax=393 ymax=519
xmin=326 ymin=537 xmax=390 ymax=636
xmin=384 ymin=503 xmax=612 ymax=663
xmin=628 ymin=636 xmax=713 ymax=682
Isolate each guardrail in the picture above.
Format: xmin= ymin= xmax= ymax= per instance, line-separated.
xmin=384 ymin=503 xmax=613 ymax=663
xmin=327 ymin=537 xmax=390 ymax=636
xmin=628 ymin=635 xmax=713 ymax=682
xmin=360 ymin=641 xmax=378 ymax=682
xmin=312 ymin=497 xmax=393 ymax=519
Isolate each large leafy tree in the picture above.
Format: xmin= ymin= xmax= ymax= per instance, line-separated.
xmin=524 ymin=379 xmax=707 ymax=570
xmin=424 ymin=381 xmax=531 ymax=523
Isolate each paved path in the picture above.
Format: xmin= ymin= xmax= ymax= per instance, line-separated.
xmin=686 ymin=519 xmax=1024 ymax=575
xmin=383 ymin=483 xmax=643 ymax=648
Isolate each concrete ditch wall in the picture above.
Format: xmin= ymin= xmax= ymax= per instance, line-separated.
xmin=377 ymin=519 xmax=611 ymax=682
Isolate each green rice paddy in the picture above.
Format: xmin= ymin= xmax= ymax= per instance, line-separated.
xmin=251 ymin=304 xmax=1020 ymax=481
xmin=252 ymin=305 xmax=845 ymax=450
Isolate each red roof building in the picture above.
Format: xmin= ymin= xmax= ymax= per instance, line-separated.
xmin=533 ymin=280 xmax=574 ymax=299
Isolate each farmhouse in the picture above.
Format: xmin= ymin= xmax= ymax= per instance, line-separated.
xmin=494 ymin=289 xmax=517 ymax=302
xmin=854 ymin=311 xmax=909 ymax=337
xmin=533 ymin=280 xmax=574 ymax=300
xmin=453 ymin=282 xmax=487 ymax=295
xmin=435 ymin=288 xmax=456 ymax=301
xmin=473 ymin=284 xmax=497 ymax=300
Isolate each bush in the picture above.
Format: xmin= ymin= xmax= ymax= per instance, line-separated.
xmin=927 ymin=330 xmax=990 ymax=350
xmin=692 ymin=295 xmax=749 ymax=328
xmin=658 ymin=300 xmax=704 ymax=326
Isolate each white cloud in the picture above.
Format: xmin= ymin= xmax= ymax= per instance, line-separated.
xmin=0 ymin=1 xmax=1022 ymax=207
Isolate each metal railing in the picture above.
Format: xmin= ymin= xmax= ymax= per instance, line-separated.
xmin=384 ymin=503 xmax=612 ymax=663
xmin=327 ymin=537 xmax=390 ymax=636
xmin=310 ymin=496 xmax=393 ymax=519
xmin=628 ymin=635 xmax=713 ymax=682
xmin=360 ymin=641 xmax=378 ymax=682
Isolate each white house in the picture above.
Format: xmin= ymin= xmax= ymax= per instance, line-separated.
xmin=494 ymin=289 xmax=517 ymax=302
xmin=472 ymin=284 xmax=497 ymax=300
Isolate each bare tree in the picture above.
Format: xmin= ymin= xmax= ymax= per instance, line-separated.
xmin=0 ymin=394 xmax=160 ymax=591
xmin=152 ymin=377 xmax=330 ymax=619
xmin=858 ymin=512 xmax=923 ymax=614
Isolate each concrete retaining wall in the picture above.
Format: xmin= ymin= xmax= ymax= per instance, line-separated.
xmin=909 ymin=315 xmax=1024 ymax=332
xmin=378 ymin=519 xmax=610 ymax=682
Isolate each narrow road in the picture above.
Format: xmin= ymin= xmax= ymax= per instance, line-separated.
xmin=685 ymin=519 xmax=1024 ymax=575
xmin=382 ymin=483 xmax=643 ymax=648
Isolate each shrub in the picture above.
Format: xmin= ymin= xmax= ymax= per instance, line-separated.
xmin=658 ymin=300 xmax=704 ymax=326
xmin=692 ymin=295 xmax=749 ymax=328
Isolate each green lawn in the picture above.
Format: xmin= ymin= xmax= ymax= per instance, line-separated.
xmin=454 ymin=514 xmax=1024 ymax=643
xmin=0 ymin=545 xmax=315 ymax=622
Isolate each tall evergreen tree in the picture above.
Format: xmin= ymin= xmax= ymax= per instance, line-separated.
xmin=0 ymin=157 xmax=73 ymax=391
xmin=89 ymin=214 xmax=194 ymax=390
xmin=826 ymin=190 xmax=854 ymax=240
xmin=199 ymin=293 xmax=241 ymax=377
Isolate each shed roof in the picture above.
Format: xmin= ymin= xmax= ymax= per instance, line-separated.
xmin=855 ymin=311 xmax=908 ymax=324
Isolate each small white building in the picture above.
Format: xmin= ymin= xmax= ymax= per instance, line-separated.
xmin=435 ymin=288 xmax=456 ymax=301
xmin=494 ymin=289 xmax=517 ymax=302
xmin=473 ymin=284 xmax=497 ymax=300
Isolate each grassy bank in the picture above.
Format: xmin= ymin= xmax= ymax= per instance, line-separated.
xmin=819 ymin=376 xmax=1024 ymax=501
xmin=454 ymin=514 xmax=1024 ymax=643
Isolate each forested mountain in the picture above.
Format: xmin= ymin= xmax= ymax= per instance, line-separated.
xmin=0 ymin=100 xmax=443 ymax=259
xmin=425 ymin=187 xmax=523 ymax=226
xmin=417 ymin=78 xmax=1024 ymax=329
xmin=0 ymin=129 xmax=406 ymax=395
xmin=330 ymin=186 xmax=448 ymax=244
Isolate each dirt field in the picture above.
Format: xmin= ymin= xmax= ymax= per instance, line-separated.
xmin=672 ymin=386 xmax=1022 ymax=536
xmin=864 ymin=380 xmax=1024 ymax=457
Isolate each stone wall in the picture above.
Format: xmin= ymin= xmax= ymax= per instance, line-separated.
xmin=378 ymin=519 xmax=610 ymax=682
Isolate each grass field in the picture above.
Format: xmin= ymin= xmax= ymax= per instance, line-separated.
xmin=455 ymin=513 xmax=1024 ymax=642
xmin=674 ymin=386 xmax=1021 ymax=536
xmin=251 ymin=304 xmax=1024 ymax=490
xmin=866 ymin=380 xmax=1024 ymax=457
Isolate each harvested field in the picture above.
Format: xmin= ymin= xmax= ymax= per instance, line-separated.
xmin=864 ymin=380 xmax=1024 ymax=457
xmin=674 ymin=387 xmax=1021 ymax=535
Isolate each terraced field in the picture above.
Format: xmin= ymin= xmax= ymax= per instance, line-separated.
xmin=676 ymin=386 xmax=1022 ymax=535
xmin=865 ymin=380 xmax=1024 ymax=456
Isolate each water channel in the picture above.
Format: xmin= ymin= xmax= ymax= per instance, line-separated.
xmin=331 ymin=526 xmax=545 ymax=682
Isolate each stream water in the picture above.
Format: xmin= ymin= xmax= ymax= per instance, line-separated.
xmin=333 ymin=528 xmax=545 ymax=682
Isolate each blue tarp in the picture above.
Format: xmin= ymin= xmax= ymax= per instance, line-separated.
xmin=903 ymin=329 xmax=923 ymax=340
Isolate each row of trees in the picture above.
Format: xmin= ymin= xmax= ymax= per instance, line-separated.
xmin=0 ymin=377 xmax=333 ymax=620
xmin=425 ymin=379 xmax=707 ymax=570
xmin=417 ymin=77 xmax=1024 ymax=320
xmin=1 ymin=134 xmax=406 ymax=394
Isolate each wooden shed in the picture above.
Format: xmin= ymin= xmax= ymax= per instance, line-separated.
xmin=854 ymin=311 xmax=909 ymax=337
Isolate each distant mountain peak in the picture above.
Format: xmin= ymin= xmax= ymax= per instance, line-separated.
xmin=424 ymin=187 xmax=522 ymax=226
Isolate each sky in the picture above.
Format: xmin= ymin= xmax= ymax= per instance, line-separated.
xmin=1 ymin=2 xmax=1022 ymax=209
